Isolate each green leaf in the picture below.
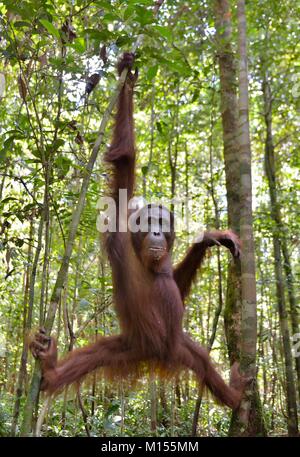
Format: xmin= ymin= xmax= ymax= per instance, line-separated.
xmin=48 ymin=56 xmax=66 ymax=70
xmin=123 ymin=6 xmax=134 ymax=20
xmin=141 ymin=165 xmax=149 ymax=175
xmin=71 ymin=37 xmax=86 ymax=54
xmin=146 ymin=64 xmax=158 ymax=80
xmin=55 ymin=156 xmax=72 ymax=175
xmin=103 ymin=13 xmax=120 ymax=23
xmin=46 ymin=138 xmax=65 ymax=155
xmin=135 ymin=7 xmax=153 ymax=26
xmin=154 ymin=25 xmax=173 ymax=42
xmin=166 ymin=59 xmax=190 ymax=76
xmin=128 ymin=0 xmax=153 ymax=4
xmin=85 ymin=29 xmax=112 ymax=41
xmin=0 ymin=197 xmax=18 ymax=206
xmin=52 ymin=138 xmax=65 ymax=151
xmin=115 ymin=35 xmax=131 ymax=47
xmin=191 ymin=90 xmax=199 ymax=103
xmin=0 ymin=136 xmax=16 ymax=162
xmin=14 ymin=21 xmax=31 ymax=28
xmin=15 ymin=238 xmax=24 ymax=247
xmin=40 ymin=19 xmax=60 ymax=40
xmin=0 ymin=149 xmax=7 ymax=162
xmin=3 ymin=2 xmax=34 ymax=19
xmin=156 ymin=121 xmax=163 ymax=134
xmin=31 ymin=149 xmax=42 ymax=159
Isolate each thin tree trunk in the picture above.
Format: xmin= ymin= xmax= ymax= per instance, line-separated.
xmin=281 ymin=241 xmax=300 ymax=400
xmin=77 ymin=389 xmax=91 ymax=437
xmin=12 ymin=212 xmax=44 ymax=435
xmin=236 ymin=0 xmax=261 ymax=435
xmin=214 ymin=0 xmax=265 ymax=436
xmin=191 ymin=121 xmax=224 ymax=435
xmin=150 ymin=372 xmax=157 ymax=435
xmin=168 ymin=82 xmax=180 ymax=207
xmin=39 ymin=165 xmax=51 ymax=325
xmin=257 ymin=271 xmax=268 ymax=405
xmin=142 ymin=83 xmax=155 ymax=198
xmin=262 ymin=72 xmax=298 ymax=436
xmin=0 ymin=161 xmax=8 ymax=200
xmin=10 ymin=218 xmax=34 ymax=436
xmin=214 ymin=0 xmax=242 ymax=366
xmin=159 ymin=381 xmax=169 ymax=429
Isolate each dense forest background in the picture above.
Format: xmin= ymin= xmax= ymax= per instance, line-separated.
xmin=0 ymin=0 xmax=299 ymax=437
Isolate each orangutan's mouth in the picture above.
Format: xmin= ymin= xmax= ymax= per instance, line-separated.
xmin=148 ymin=247 xmax=166 ymax=259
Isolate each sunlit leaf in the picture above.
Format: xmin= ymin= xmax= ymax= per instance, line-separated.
xmin=40 ymin=19 xmax=60 ymax=40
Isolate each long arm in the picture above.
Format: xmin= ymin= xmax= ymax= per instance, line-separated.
xmin=103 ymin=53 xmax=138 ymax=263
xmin=104 ymin=52 xmax=138 ymax=203
xmin=173 ymin=230 xmax=240 ymax=301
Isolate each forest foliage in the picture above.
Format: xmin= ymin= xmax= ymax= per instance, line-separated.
xmin=0 ymin=0 xmax=299 ymax=437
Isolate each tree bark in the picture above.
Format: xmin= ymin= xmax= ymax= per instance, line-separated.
xmin=214 ymin=0 xmax=265 ymax=436
xmin=262 ymin=71 xmax=299 ymax=436
xmin=214 ymin=0 xmax=242 ymax=366
xmin=236 ymin=0 xmax=261 ymax=435
xmin=281 ymin=241 xmax=300 ymax=400
xmin=10 ymin=217 xmax=34 ymax=436
xmin=12 ymin=211 xmax=44 ymax=435
xmin=191 ymin=120 xmax=224 ymax=435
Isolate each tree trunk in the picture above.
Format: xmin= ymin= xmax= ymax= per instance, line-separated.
xmin=12 ymin=212 xmax=44 ymax=435
xmin=214 ymin=0 xmax=265 ymax=436
xmin=281 ymin=241 xmax=300 ymax=400
xmin=150 ymin=373 xmax=157 ymax=435
xmin=191 ymin=129 xmax=224 ymax=435
xmin=236 ymin=0 xmax=261 ymax=436
xmin=262 ymin=72 xmax=299 ymax=436
xmin=10 ymin=217 xmax=34 ymax=436
xmin=159 ymin=381 xmax=169 ymax=429
xmin=214 ymin=0 xmax=242 ymax=366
